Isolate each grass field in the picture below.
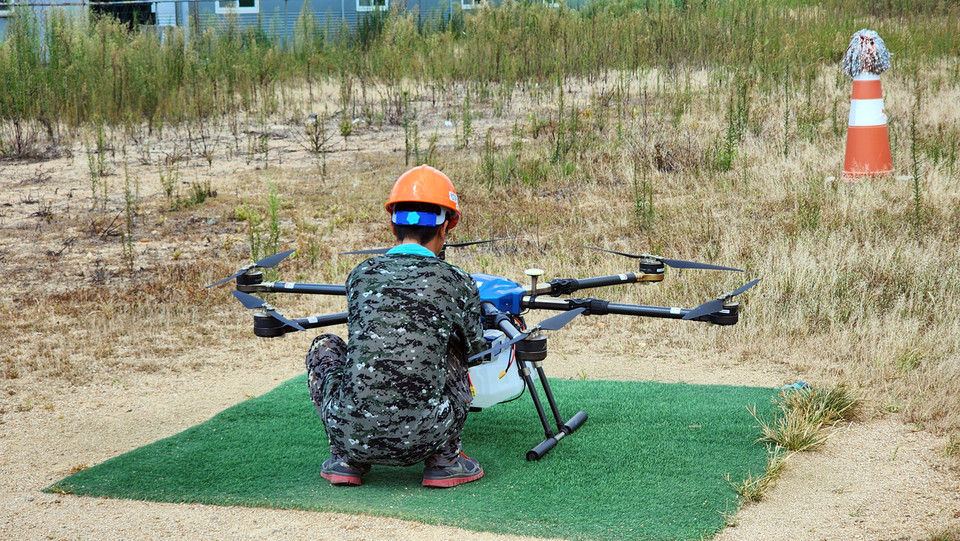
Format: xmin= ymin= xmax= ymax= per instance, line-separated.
xmin=1 ymin=0 xmax=958 ymax=507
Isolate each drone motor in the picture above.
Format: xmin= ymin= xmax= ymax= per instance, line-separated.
xmin=515 ymin=334 xmax=548 ymax=362
xmin=253 ymin=311 xmax=288 ymax=337
xmin=237 ymin=270 xmax=264 ymax=289
xmin=636 ymin=256 xmax=666 ymax=282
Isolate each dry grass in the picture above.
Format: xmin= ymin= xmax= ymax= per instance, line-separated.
xmin=726 ymin=446 xmax=790 ymax=503
xmin=732 ymin=383 xmax=857 ymax=503
xmin=1 ymin=60 xmax=959 ymax=457
xmin=751 ymin=385 xmax=858 ymax=452
xmin=927 ymin=524 xmax=960 ymax=541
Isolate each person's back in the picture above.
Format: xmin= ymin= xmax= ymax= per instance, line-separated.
xmin=328 ymin=252 xmax=481 ymax=466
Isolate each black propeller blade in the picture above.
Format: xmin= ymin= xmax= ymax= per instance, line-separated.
xmin=206 ymin=249 xmax=297 ymax=288
xmin=445 ymin=237 xmax=516 ymax=248
xmin=230 ymin=290 xmax=306 ymax=332
xmin=538 ymin=308 xmax=585 ymax=331
xmin=728 ymin=278 xmax=762 ymax=298
xmin=255 ymin=249 xmax=297 ymax=269
xmin=341 ymin=238 xmax=515 ymax=256
xmin=580 ymin=246 xmax=743 ymax=272
xmin=468 ymin=308 xmax=586 ymax=362
xmin=682 ymin=279 xmax=760 ymax=321
xmin=469 ymin=334 xmax=527 ymax=363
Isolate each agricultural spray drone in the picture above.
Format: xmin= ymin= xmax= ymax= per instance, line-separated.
xmin=209 ymin=244 xmax=759 ymax=460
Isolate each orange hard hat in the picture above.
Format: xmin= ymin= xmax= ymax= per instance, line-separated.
xmin=385 ymin=165 xmax=461 ymax=228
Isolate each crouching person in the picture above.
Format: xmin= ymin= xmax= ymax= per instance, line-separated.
xmin=306 ymin=165 xmax=486 ymax=488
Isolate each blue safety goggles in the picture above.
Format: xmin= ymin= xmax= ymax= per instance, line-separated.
xmin=392 ymin=208 xmax=448 ymax=227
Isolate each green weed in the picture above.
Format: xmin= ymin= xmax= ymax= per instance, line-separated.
xmin=726 ymin=446 xmax=788 ymax=503
xmin=751 ymin=385 xmax=858 ymax=452
xmin=632 ymin=154 xmax=654 ymax=233
xmin=456 ymin=89 xmax=473 ymax=150
xmin=122 ymin=161 xmax=138 ymax=272
xmin=944 ymin=434 xmax=958 ymax=459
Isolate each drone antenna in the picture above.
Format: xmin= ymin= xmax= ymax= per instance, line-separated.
xmin=526 ymin=268 xmax=545 ymax=295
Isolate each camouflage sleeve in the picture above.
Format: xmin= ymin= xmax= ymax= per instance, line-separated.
xmin=456 ymin=267 xmax=486 ymax=366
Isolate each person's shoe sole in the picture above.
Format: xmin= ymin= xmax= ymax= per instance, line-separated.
xmin=421 ymin=469 xmax=483 ymax=488
xmin=321 ymin=472 xmax=362 ymax=486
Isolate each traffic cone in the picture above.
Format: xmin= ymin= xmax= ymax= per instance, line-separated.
xmin=842 ymin=72 xmax=892 ymax=180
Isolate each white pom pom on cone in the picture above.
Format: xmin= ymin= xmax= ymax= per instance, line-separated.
xmin=842 ymin=73 xmax=893 ymax=181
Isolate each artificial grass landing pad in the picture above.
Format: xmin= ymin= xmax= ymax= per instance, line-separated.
xmin=48 ymin=377 xmax=777 ymax=540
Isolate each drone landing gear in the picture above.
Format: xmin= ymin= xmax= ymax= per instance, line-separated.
xmin=516 ymin=335 xmax=588 ymax=461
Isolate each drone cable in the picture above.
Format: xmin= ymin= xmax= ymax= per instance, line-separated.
xmin=496 ymin=314 xmax=533 ymax=403
xmin=499 ymin=347 xmax=517 ymax=380
xmin=499 ymin=315 xmax=526 ymax=379
xmin=515 ymin=315 xmax=527 ymax=331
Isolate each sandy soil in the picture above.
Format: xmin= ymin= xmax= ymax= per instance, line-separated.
xmin=3 ymin=348 xmax=958 ymax=540
xmin=1 ymin=116 xmax=959 ymax=540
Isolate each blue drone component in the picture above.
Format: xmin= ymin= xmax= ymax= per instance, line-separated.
xmin=471 ymin=273 xmax=526 ymax=313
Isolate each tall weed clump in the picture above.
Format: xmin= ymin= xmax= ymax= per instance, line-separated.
xmin=0 ymin=6 xmax=50 ymax=157
xmin=752 ymin=385 xmax=859 ymax=452
xmin=0 ymin=8 xmax=286 ymax=133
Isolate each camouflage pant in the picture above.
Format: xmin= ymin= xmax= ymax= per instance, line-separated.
xmin=305 ymin=333 xmax=468 ymax=468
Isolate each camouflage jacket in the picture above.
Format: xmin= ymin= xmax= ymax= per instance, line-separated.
xmin=324 ymin=252 xmax=485 ymax=465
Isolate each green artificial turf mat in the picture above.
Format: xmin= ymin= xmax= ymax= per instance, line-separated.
xmin=48 ymin=376 xmax=777 ymax=540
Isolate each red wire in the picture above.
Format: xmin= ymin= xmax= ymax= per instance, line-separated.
xmin=503 ymin=315 xmax=525 ymax=373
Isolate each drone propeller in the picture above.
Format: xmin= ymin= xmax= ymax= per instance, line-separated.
xmin=446 ymin=237 xmax=516 ymax=248
xmin=340 ymin=237 xmax=515 ymax=256
xmin=468 ymin=308 xmax=586 ymax=362
xmin=230 ymin=290 xmax=306 ymax=332
xmin=206 ymin=249 xmax=297 ymax=288
xmin=580 ymin=246 xmax=743 ymax=272
xmin=682 ymin=279 xmax=760 ymax=321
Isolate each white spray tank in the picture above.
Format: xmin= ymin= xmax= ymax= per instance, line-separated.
xmin=468 ymin=329 xmax=526 ymax=409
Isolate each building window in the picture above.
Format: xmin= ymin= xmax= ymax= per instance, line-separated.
xmin=91 ymin=0 xmax=157 ymax=26
xmin=216 ymin=0 xmax=259 ymax=14
xmin=0 ymin=0 xmax=12 ymax=17
xmin=357 ymin=0 xmax=387 ymax=12
xmin=462 ymin=0 xmax=483 ymax=9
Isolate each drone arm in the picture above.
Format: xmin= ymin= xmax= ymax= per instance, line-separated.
xmin=598 ymin=299 xmax=740 ymax=325
xmin=522 ymin=296 xmax=740 ymax=325
xmin=541 ymin=273 xmax=657 ymax=296
xmin=481 ymin=302 xmax=525 ymax=340
xmin=523 ymin=296 xmax=612 ymax=315
xmin=238 ymin=282 xmax=347 ymax=295
xmin=599 ymin=301 xmax=688 ymax=319
xmin=295 ymin=312 xmax=350 ymax=328
xmin=253 ymin=312 xmax=349 ymax=337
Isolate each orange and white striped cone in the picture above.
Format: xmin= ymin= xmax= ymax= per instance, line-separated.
xmin=843 ymin=72 xmax=892 ymax=180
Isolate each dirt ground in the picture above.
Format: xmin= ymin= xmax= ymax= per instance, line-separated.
xmin=2 ymin=118 xmax=959 ymax=540
xmin=3 ymin=345 xmax=958 ymax=540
